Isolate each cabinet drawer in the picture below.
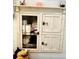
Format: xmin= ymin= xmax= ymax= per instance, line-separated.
xmin=42 ymin=13 xmax=62 ymax=33
xmin=41 ymin=35 xmax=61 ymax=52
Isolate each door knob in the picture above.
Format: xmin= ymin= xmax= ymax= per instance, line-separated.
xmin=41 ymin=42 xmax=47 ymax=46
xmin=42 ymin=22 xmax=45 ymax=25
xmin=42 ymin=42 xmax=44 ymax=45
xmin=42 ymin=22 xmax=48 ymax=25
xmin=37 ymin=32 xmax=39 ymax=35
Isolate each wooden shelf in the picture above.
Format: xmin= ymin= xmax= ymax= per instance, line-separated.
xmin=13 ymin=5 xmax=66 ymax=10
xmin=22 ymin=33 xmax=37 ymax=36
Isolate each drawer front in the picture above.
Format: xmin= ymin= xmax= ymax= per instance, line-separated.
xmin=41 ymin=34 xmax=62 ymax=52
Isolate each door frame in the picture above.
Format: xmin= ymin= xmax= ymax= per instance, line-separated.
xmin=19 ymin=12 xmax=41 ymax=52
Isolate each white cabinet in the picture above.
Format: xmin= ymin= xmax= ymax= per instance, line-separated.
xmin=14 ymin=6 xmax=65 ymax=52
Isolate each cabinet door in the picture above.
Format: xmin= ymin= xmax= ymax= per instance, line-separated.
xmin=19 ymin=13 xmax=41 ymax=52
xmin=41 ymin=35 xmax=61 ymax=52
xmin=42 ymin=13 xmax=62 ymax=33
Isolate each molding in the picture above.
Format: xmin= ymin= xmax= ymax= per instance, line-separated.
xmin=14 ymin=5 xmax=66 ymax=10
xmin=15 ymin=6 xmax=20 ymax=12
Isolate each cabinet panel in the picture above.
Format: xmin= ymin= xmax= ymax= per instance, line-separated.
xmin=41 ymin=35 xmax=61 ymax=52
xmin=42 ymin=13 xmax=62 ymax=33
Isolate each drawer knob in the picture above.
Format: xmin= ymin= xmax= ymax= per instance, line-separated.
xmin=42 ymin=42 xmax=44 ymax=45
xmin=42 ymin=22 xmax=45 ymax=25
xmin=41 ymin=42 xmax=47 ymax=46
xmin=42 ymin=22 xmax=48 ymax=25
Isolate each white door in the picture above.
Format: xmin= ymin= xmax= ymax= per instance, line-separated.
xmin=41 ymin=35 xmax=61 ymax=52
xmin=41 ymin=13 xmax=62 ymax=52
xmin=42 ymin=13 xmax=62 ymax=33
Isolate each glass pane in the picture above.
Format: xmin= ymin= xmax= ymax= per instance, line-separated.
xmin=22 ymin=16 xmax=37 ymax=48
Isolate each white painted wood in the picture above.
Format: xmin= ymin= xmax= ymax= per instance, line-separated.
xmin=15 ymin=9 xmax=21 ymax=48
xmin=41 ymin=35 xmax=61 ymax=52
xmin=42 ymin=13 xmax=62 ymax=33
xmin=40 ymin=13 xmax=63 ymax=52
